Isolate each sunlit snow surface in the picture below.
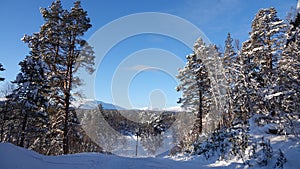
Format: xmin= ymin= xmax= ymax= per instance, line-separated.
xmin=1 ymin=116 xmax=300 ymax=169
xmin=1 ymin=134 xmax=300 ymax=169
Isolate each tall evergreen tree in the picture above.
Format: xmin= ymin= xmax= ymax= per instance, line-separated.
xmin=231 ymin=42 xmax=255 ymax=124
xmin=176 ymin=38 xmax=211 ymax=138
xmin=241 ymin=8 xmax=287 ymax=116
xmin=222 ymin=33 xmax=237 ymax=125
xmin=274 ymin=20 xmax=300 ymax=133
xmin=8 ymin=49 xmax=50 ymax=148
xmin=30 ymin=0 xmax=95 ymax=154
xmin=199 ymin=42 xmax=226 ymax=130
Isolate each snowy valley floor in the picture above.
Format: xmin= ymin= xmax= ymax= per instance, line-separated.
xmin=1 ymin=134 xmax=300 ymax=169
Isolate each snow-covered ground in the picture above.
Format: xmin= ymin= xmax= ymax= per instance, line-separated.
xmin=1 ymin=116 xmax=300 ymax=169
xmin=1 ymin=133 xmax=300 ymax=169
xmin=0 ymin=143 xmax=213 ymax=169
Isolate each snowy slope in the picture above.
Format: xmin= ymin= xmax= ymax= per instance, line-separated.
xmin=1 ymin=134 xmax=300 ymax=169
xmin=0 ymin=143 xmax=212 ymax=169
xmin=1 ymin=115 xmax=300 ymax=169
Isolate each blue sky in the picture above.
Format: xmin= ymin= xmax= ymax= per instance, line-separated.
xmin=0 ymin=0 xmax=297 ymax=109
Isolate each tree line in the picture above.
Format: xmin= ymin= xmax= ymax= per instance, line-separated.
xmin=176 ymin=7 xmax=299 ymax=166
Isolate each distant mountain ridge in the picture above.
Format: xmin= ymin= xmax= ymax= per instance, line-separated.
xmin=72 ymin=99 xmax=126 ymax=110
xmin=96 ymin=100 xmax=126 ymax=110
xmin=2 ymin=98 xmax=182 ymax=112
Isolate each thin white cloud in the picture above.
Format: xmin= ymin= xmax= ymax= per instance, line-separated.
xmin=125 ymin=64 xmax=157 ymax=71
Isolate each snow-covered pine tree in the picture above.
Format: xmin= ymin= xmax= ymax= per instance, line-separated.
xmin=222 ymin=33 xmax=237 ymax=126
xmin=275 ymin=19 xmax=300 ymax=135
xmin=241 ymin=8 xmax=287 ymax=118
xmin=176 ymin=38 xmax=212 ymax=142
xmin=30 ymin=0 xmax=95 ymax=154
xmin=199 ymin=42 xmax=227 ymax=131
xmin=231 ymin=40 xmax=256 ymax=125
xmin=8 ymin=37 xmax=50 ymax=149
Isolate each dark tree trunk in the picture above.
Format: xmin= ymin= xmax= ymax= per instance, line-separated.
xmin=198 ymin=89 xmax=203 ymax=134
xmin=63 ymin=65 xmax=73 ymax=154
xmin=19 ymin=112 xmax=28 ymax=147
xmin=63 ymin=34 xmax=75 ymax=154
xmin=63 ymin=93 xmax=70 ymax=154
